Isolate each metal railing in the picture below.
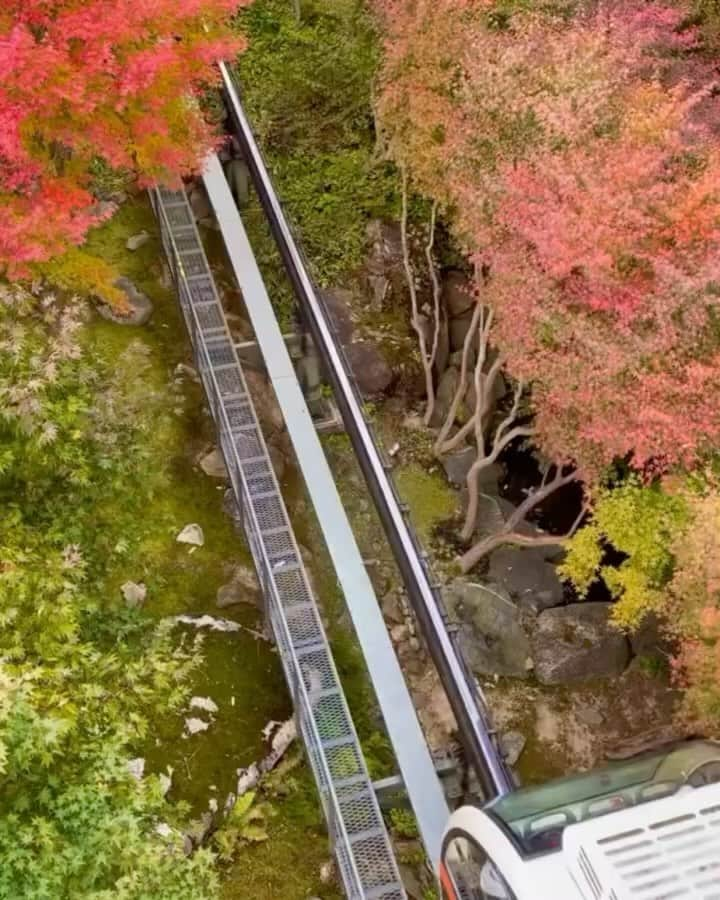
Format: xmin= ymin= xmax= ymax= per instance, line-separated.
xmin=220 ymin=62 xmax=514 ymax=801
xmin=151 ymin=185 xmax=406 ymax=900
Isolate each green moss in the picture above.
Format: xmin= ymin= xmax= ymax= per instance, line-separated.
xmin=74 ymin=203 xmax=333 ymax=894
xmin=220 ymin=767 xmax=341 ymax=900
xmin=395 ymin=464 xmax=458 ymax=544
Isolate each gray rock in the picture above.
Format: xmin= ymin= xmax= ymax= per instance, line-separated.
xmin=531 ymin=603 xmax=631 ymax=685
xmin=473 ymin=493 xmax=508 ymax=538
xmin=443 ymin=448 xmax=502 ymax=494
xmin=442 ymin=271 xmax=475 ymax=319
xmin=126 ymin=231 xmax=150 ymax=251
xmin=90 ymin=199 xmax=119 ymax=219
xmin=429 ymin=366 xmax=459 ymax=428
xmin=462 ymin=369 xmax=507 ymax=424
xmin=215 ymin=582 xmax=247 ymax=609
xmin=474 ymin=495 xmax=559 ymax=556
xmin=121 ymin=580 xmax=147 ymax=608
xmin=190 ymin=696 xmax=219 ymax=714
xmin=198 ymin=447 xmax=228 ymax=480
xmin=176 ymin=523 xmax=204 ymax=546
xmin=488 ymin=546 xmax=564 ymax=613
xmin=381 ymin=591 xmax=405 ymax=625
xmin=500 ymin=731 xmax=527 ymax=766
xmin=320 ymin=289 xmax=355 ymax=344
xmin=174 ymin=362 xmax=199 ymax=382
xmin=216 ymin=564 xmax=260 ymax=609
xmin=189 ymin=185 xmax=211 ymax=221
xmin=576 ymin=707 xmax=604 ymax=727
xmin=98 ymin=277 xmax=153 ymax=326
xmin=185 ymin=717 xmax=210 ymax=735
xmin=222 ymin=489 xmax=242 ymax=529
xmin=444 ymin=579 xmax=531 ymax=678
xmin=345 ymin=341 xmax=393 ymax=395
xmin=443 ymin=446 xmax=475 ymax=486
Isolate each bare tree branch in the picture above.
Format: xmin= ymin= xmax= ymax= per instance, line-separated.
xmin=401 ymin=170 xmax=439 ymax=427
xmin=460 ymin=467 xmax=581 ymax=571
xmin=434 ymin=301 xmax=485 ymax=455
xmin=460 ymin=422 xmax=534 ymax=542
xmin=423 ymin=200 xmax=442 ymax=426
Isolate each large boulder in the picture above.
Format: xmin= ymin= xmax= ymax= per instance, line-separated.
xmin=216 ymin=564 xmax=260 ymax=609
xmin=471 ymin=495 xmax=562 ymax=560
xmin=442 ymin=448 xmax=502 ymax=495
xmin=98 ymin=277 xmax=153 ymax=326
xmin=444 ymin=579 xmax=531 ymax=678
xmin=197 ymin=447 xmax=228 ymax=480
xmin=531 ymin=603 xmax=631 ymax=685
xmin=488 ymin=546 xmax=564 ymax=613
xmin=345 ymin=340 xmax=393 ymax=396
xmin=461 ymin=369 xmax=507 ymax=424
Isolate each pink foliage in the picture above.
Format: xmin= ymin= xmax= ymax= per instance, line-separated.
xmin=0 ymin=0 xmax=248 ymax=273
xmin=376 ymin=0 xmax=720 ymax=477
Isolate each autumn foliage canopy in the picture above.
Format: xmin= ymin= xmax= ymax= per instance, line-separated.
xmin=0 ymin=0 xmax=247 ymax=274
xmin=376 ymin=0 xmax=720 ymax=478
xmin=375 ymin=0 xmax=720 ymax=725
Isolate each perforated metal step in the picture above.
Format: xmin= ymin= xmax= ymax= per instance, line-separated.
xmin=151 ymin=185 xmax=405 ymax=900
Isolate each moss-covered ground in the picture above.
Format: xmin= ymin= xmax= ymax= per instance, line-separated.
xmin=80 ymin=197 xmax=337 ymax=898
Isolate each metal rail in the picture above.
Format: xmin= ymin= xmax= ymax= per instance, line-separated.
xmin=151 ymin=185 xmax=406 ymax=900
xmin=220 ymin=61 xmax=514 ymax=801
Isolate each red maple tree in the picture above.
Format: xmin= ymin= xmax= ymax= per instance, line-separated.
xmin=0 ymin=0 xmax=247 ymax=274
xmin=375 ymin=0 xmax=720 ymax=477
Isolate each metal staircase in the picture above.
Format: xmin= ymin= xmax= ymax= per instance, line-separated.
xmin=151 ymin=184 xmax=406 ymax=900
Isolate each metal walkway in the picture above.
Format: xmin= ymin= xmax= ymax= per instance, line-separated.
xmin=151 ymin=185 xmax=405 ymax=900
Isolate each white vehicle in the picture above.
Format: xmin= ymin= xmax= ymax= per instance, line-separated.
xmin=440 ymin=740 xmax=720 ymax=899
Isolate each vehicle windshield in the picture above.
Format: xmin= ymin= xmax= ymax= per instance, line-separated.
xmin=485 ymin=740 xmax=720 ymax=856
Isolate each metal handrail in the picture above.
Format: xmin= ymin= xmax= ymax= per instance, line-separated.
xmin=219 ymin=62 xmax=514 ymax=801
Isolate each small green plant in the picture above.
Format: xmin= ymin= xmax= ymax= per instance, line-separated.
xmin=636 ymin=654 xmax=670 ymax=680
xmin=389 ymin=807 xmax=419 ymax=839
xmin=213 ymin=791 xmax=274 ymax=862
